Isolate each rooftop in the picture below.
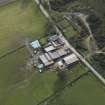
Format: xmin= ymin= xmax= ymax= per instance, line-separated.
xmin=39 ymin=54 xmax=54 ymax=66
xmin=63 ymin=54 xmax=79 ymax=65
xmin=30 ymin=35 xmax=79 ymax=70
xmin=30 ymin=40 xmax=41 ymax=49
xmin=44 ymin=45 xmax=56 ymax=52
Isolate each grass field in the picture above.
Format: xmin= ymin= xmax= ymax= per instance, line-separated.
xmin=0 ymin=0 xmax=49 ymax=104
xmin=0 ymin=0 xmax=105 ymax=105
xmin=0 ymin=1 xmax=87 ymax=104
xmin=0 ymin=47 xmax=86 ymax=105
xmin=57 ymin=19 xmax=78 ymax=38
xmin=44 ymin=73 xmax=105 ymax=105
xmin=0 ymin=0 xmax=47 ymax=56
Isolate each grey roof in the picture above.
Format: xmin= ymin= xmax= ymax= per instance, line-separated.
xmin=48 ymin=35 xmax=59 ymax=41
xmin=48 ymin=48 xmax=68 ymax=60
xmin=45 ymin=53 xmax=52 ymax=61
xmin=57 ymin=48 xmax=67 ymax=56
xmin=39 ymin=54 xmax=54 ymax=66
xmin=48 ymin=51 xmax=60 ymax=59
xmin=44 ymin=45 xmax=55 ymax=52
xmin=63 ymin=54 xmax=79 ymax=65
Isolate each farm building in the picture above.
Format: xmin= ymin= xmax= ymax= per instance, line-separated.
xmin=30 ymin=40 xmax=41 ymax=49
xmin=28 ymin=35 xmax=79 ymax=71
xmin=44 ymin=45 xmax=56 ymax=52
xmin=48 ymin=48 xmax=69 ymax=60
xmin=63 ymin=54 xmax=79 ymax=65
xmin=39 ymin=54 xmax=54 ymax=66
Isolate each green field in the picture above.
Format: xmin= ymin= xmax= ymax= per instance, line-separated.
xmin=0 ymin=1 xmax=86 ymax=104
xmin=43 ymin=73 xmax=105 ymax=105
xmin=0 ymin=0 xmax=50 ymax=104
xmin=0 ymin=48 xmax=85 ymax=105
xmin=0 ymin=1 xmax=87 ymax=104
xmin=0 ymin=0 xmax=105 ymax=105
xmin=57 ymin=18 xmax=78 ymax=38
xmin=0 ymin=48 xmax=86 ymax=105
xmin=0 ymin=0 xmax=46 ymax=56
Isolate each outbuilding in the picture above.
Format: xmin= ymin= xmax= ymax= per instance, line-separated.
xmin=57 ymin=61 xmax=65 ymax=70
xmin=63 ymin=54 xmax=79 ymax=65
xmin=39 ymin=54 xmax=54 ymax=66
xmin=44 ymin=45 xmax=55 ymax=52
xmin=30 ymin=40 xmax=41 ymax=49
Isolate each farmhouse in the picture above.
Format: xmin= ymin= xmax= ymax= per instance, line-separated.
xmin=29 ymin=35 xmax=79 ymax=71
xmin=40 ymin=35 xmax=79 ymax=67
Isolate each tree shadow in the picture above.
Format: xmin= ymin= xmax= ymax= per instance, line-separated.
xmin=46 ymin=70 xmax=69 ymax=105
xmin=53 ymin=70 xmax=68 ymax=93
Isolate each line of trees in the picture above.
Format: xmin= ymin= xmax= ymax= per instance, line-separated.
xmin=49 ymin=0 xmax=76 ymax=11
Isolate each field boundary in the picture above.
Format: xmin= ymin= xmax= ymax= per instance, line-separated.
xmin=0 ymin=45 xmax=25 ymax=60
xmin=37 ymin=71 xmax=89 ymax=105
xmin=0 ymin=35 xmax=47 ymax=61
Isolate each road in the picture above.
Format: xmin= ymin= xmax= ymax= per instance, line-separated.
xmin=59 ymin=35 xmax=105 ymax=85
xmin=34 ymin=0 xmax=105 ymax=85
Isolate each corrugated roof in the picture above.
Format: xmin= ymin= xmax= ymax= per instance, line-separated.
xmin=48 ymin=51 xmax=60 ymax=59
xmin=44 ymin=45 xmax=55 ymax=52
xmin=63 ymin=54 xmax=79 ymax=65
xmin=45 ymin=53 xmax=52 ymax=61
xmin=39 ymin=54 xmax=54 ymax=66
xmin=47 ymin=48 xmax=68 ymax=60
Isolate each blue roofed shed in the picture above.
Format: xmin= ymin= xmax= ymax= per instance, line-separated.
xmin=30 ymin=40 xmax=41 ymax=49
